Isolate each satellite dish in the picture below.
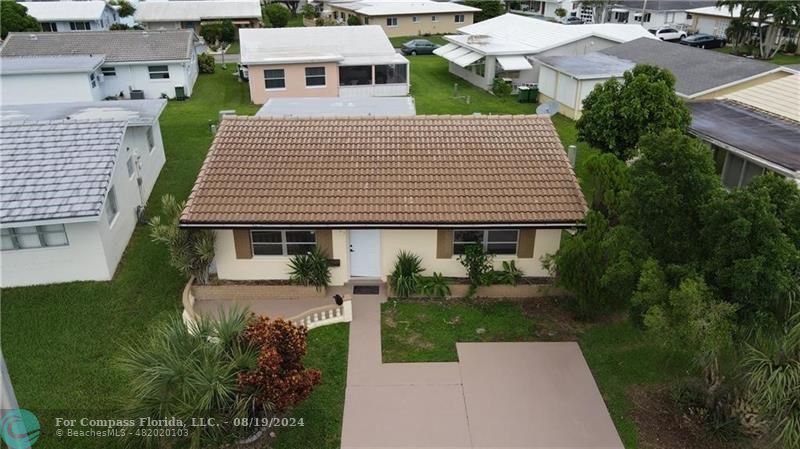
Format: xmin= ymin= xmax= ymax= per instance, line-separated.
xmin=536 ymin=101 xmax=560 ymax=116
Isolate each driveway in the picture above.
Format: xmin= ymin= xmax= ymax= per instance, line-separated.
xmin=340 ymin=289 xmax=623 ymax=449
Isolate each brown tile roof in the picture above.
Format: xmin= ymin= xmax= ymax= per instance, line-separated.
xmin=180 ymin=115 xmax=587 ymax=226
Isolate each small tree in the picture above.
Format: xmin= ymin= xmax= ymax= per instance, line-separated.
xmin=301 ymin=4 xmax=319 ymax=19
xmin=219 ymin=20 xmax=236 ymax=44
xmin=264 ymin=3 xmax=291 ymax=28
xmin=347 ymin=15 xmax=362 ymax=25
xmin=109 ymin=0 xmax=135 ymax=18
xmin=458 ymin=244 xmax=494 ymax=290
xmin=465 ymin=0 xmax=505 ymax=22
xmin=200 ymin=22 xmax=221 ymax=46
xmin=198 ymin=52 xmax=216 ymax=73
xmin=554 ymin=7 xmax=568 ymax=18
xmin=577 ymin=64 xmax=692 ymax=160
xmin=0 ymin=0 xmax=40 ymax=39
xmin=149 ymin=195 xmax=216 ymax=284
xmin=238 ymin=317 xmax=322 ymax=412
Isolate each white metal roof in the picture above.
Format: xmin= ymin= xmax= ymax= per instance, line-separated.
xmin=134 ymin=0 xmax=261 ymax=22
xmin=0 ymin=99 xmax=167 ymax=127
xmin=240 ymin=26 xmax=407 ymax=66
xmin=724 ymin=74 xmax=800 ymax=123
xmin=686 ymin=5 xmax=741 ymax=18
xmin=445 ymin=13 xmax=656 ymax=56
xmin=256 ymin=97 xmax=416 ymax=117
xmin=334 ymin=0 xmax=479 ymax=16
xmin=20 ymin=1 xmax=111 ymax=22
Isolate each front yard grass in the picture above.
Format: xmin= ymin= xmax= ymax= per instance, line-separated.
xmin=381 ymin=300 xmax=538 ymax=362
xmin=712 ymin=46 xmax=800 ymax=65
xmin=381 ymin=300 xmax=693 ymax=448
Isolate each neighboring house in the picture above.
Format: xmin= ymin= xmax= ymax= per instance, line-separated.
xmin=433 ymin=13 xmax=654 ymax=90
xmin=19 ymin=1 xmax=120 ymax=32
xmin=601 ymin=1 xmax=715 ymax=29
xmin=255 ymin=96 xmax=417 ymax=117
xmin=134 ymin=0 xmax=262 ymax=33
xmin=687 ymin=4 xmax=800 ymax=48
xmin=0 ymin=31 xmax=198 ymax=100
xmin=537 ymin=37 xmax=796 ymax=118
xmin=240 ymin=26 xmax=409 ymax=105
xmin=688 ymin=74 xmax=800 ymax=189
xmin=318 ymin=0 xmax=480 ymax=37
xmin=179 ymin=115 xmax=586 ymax=286
xmin=510 ymin=0 xmax=582 ymax=21
xmin=0 ymin=100 xmax=168 ymax=287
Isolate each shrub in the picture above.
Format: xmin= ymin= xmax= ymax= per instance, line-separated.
xmin=109 ymin=23 xmax=131 ymax=30
xmin=784 ymin=40 xmax=798 ymax=54
xmin=347 ymin=15 xmax=362 ymax=25
xmin=495 ymin=260 xmax=523 ymax=286
xmin=288 ymin=247 xmax=331 ymax=291
xmin=458 ymin=244 xmax=493 ymax=289
xmin=554 ymin=7 xmax=567 ymax=18
xmin=419 ymin=272 xmax=451 ymax=298
xmin=264 ymin=3 xmax=291 ymax=28
xmin=301 ymin=4 xmax=318 ymax=19
xmin=491 ymin=77 xmax=512 ymax=96
xmin=238 ymin=317 xmax=322 ymax=412
xmin=198 ymin=52 xmax=215 ymax=74
xmin=389 ymin=251 xmax=424 ymax=298
xmin=149 ymin=195 xmax=216 ymax=284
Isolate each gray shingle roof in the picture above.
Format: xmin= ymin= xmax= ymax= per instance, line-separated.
xmin=600 ymin=37 xmax=779 ymax=97
xmin=0 ymin=31 xmax=194 ymax=63
xmin=0 ymin=120 xmax=126 ymax=224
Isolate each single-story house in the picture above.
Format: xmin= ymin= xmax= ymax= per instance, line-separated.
xmin=18 ymin=0 xmax=120 ymax=32
xmin=510 ymin=0 xmax=583 ymax=21
xmin=601 ymin=1 xmax=715 ymax=28
xmin=134 ymin=0 xmax=262 ymax=34
xmin=537 ymin=37 xmax=796 ymax=118
xmin=0 ymin=99 xmax=167 ymax=287
xmin=0 ymin=31 xmax=198 ymax=101
xmin=240 ymin=26 xmax=409 ymax=105
xmin=256 ymin=96 xmax=417 ymax=117
xmin=688 ymin=73 xmax=800 ymax=189
xmin=179 ymin=115 xmax=587 ymax=286
xmin=318 ymin=0 xmax=480 ymax=37
xmin=434 ymin=13 xmax=655 ymax=90
xmin=686 ymin=4 xmax=800 ymax=48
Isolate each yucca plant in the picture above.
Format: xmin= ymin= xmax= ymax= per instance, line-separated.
xmin=288 ymin=247 xmax=331 ymax=291
xmin=149 ymin=194 xmax=216 ymax=284
xmin=117 ymin=307 xmax=268 ymax=448
xmin=495 ymin=260 xmax=524 ymax=286
xmin=389 ymin=251 xmax=424 ymax=298
xmin=419 ymin=272 xmax=451 ymax=299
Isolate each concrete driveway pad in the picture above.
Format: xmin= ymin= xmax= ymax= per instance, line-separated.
xmin=457 ymin=342 xmax=624 ymax=449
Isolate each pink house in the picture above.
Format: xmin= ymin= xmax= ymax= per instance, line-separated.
xmin=240 ymin=26 xmax=409 ymax=105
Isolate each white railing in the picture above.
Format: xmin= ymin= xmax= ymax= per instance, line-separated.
xmin=289 ymin=298 xmax=353 ymax=330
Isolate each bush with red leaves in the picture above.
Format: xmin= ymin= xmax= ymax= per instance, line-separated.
xmin=238 ymin=317 xmax=322 ymax=412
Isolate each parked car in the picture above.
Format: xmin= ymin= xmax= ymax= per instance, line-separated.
xmin=401 ymin=39 xmax=440 ymax=55
xmin=648 ymin=27 xmax=687 ymax=42
xmin=680 ymin=33 xmax=727 ymax=49
xmin=561 ymin=16 xmax=584 ymax=25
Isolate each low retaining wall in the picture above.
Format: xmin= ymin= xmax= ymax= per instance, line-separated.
xmin=288 ymin=298 xmax=353 ymax=330
xmin=192 ymin=283 xmax=326 ymax=301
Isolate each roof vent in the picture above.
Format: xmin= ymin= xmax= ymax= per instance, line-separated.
xmin=467 ymin=34 xmax=489 ymax=44
xmin=29 ymin=34 xmax=37 ymax=40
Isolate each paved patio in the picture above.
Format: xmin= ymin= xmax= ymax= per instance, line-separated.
xmin=341 ymin=287 xmax=623 ymax=449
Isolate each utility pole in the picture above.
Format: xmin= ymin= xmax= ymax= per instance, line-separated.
xmin=640 ymin=0 xmax=648 ymax=26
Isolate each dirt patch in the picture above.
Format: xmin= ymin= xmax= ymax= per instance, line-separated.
xmin=627 ymin=384 xmax=753 ymax=449
xmin=519 ymin=297 xmax=586 ymax=340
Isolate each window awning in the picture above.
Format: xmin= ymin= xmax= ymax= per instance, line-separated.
xmin=433 ymin=43 xmax=460 ymax=57
xmin=496 ymin=55 xmax=533 ymax=71
xmin=436 ymin=44 xmax=484 ymax=68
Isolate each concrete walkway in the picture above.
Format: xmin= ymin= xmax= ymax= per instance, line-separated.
xmin=339 ymin=285 xmax=624 ymax=449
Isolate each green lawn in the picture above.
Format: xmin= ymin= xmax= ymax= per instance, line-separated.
xmin=272 ymin=324 xmax=349 ymax=449
xmin=712 ymin=46 xmax=800 ymax=65
xmin=381 ymin=301 xmax=692 ymax=448
xmin=389 ymin=34 xmax=449 ymax=48
xmin=225 ymin=41 xmax=240 ymax=54
xmin=0 ymin=67 xmax=258 ymax=449
xmin=381 ymin=300 xmax=538 ymax=362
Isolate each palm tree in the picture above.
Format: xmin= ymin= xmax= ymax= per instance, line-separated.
xmin=117 ymin=308 xmax=269 ymax=448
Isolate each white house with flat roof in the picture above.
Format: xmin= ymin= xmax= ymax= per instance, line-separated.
xmin=18 ymin=1 xmax=120 ymax=32
xmin=134 ymin=0 xmax=262 ymax=33
xmin=0 ymin=100 xmax=167 ymax=287
xmin=0 ymin=31 xmax=198 ymax=101
xmin=240 ymin=26 xmax=409 ymax=105
xmin=434 ymin=13 xmax=655 ymax=91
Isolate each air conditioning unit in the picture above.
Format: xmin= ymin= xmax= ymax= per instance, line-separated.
xmin=130 ymin=90 xmax=145 ymax=100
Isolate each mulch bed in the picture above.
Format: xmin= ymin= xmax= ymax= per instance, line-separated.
xmin=627 ymin=384 xmax=754 ymax=449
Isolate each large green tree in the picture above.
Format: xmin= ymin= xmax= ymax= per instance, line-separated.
xmin=579 ymin=152 xmax=630 ymax=223
xmin=464 ymin=0 xmax=505 ymax=22
xmin=577 ymin=64 xmax=692 ymax=160
xmin=0 ymin=0 xmax=40 ymax=39
xmin=625 ymin=130 xmax=722 ymax=266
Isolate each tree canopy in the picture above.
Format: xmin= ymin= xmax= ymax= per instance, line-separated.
xmin=577 ymin=64 xmax=692 ymax=160
xmin=264 ymin=3 xmax=291 ymax=28
xmin=0 ymin=0 xmax=40 ymax=39
xmin=464 ymin=0 xmax=505 ymax=23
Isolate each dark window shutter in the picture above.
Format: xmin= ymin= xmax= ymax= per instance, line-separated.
xmin=436 ymin=229 xmax=453 ymax=259
xmin=233 ymin=229 xmax=252 ymax=259
xmin=517 ymin=229 xmax=536 ymax=258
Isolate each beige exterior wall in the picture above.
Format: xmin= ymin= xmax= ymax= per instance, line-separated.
xmin=215 ymin=227 xmax=563 ymax=286
xmin=694 ymin=71 xmax=793 ymax=100
xmin=247 ymin=62 xmax=340 ymax=104
xmin=331 ymin=8 xmax=474 ymax=37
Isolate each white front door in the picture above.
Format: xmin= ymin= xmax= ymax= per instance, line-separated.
xmin=349 ymin=230 xmax=381 ymax=278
